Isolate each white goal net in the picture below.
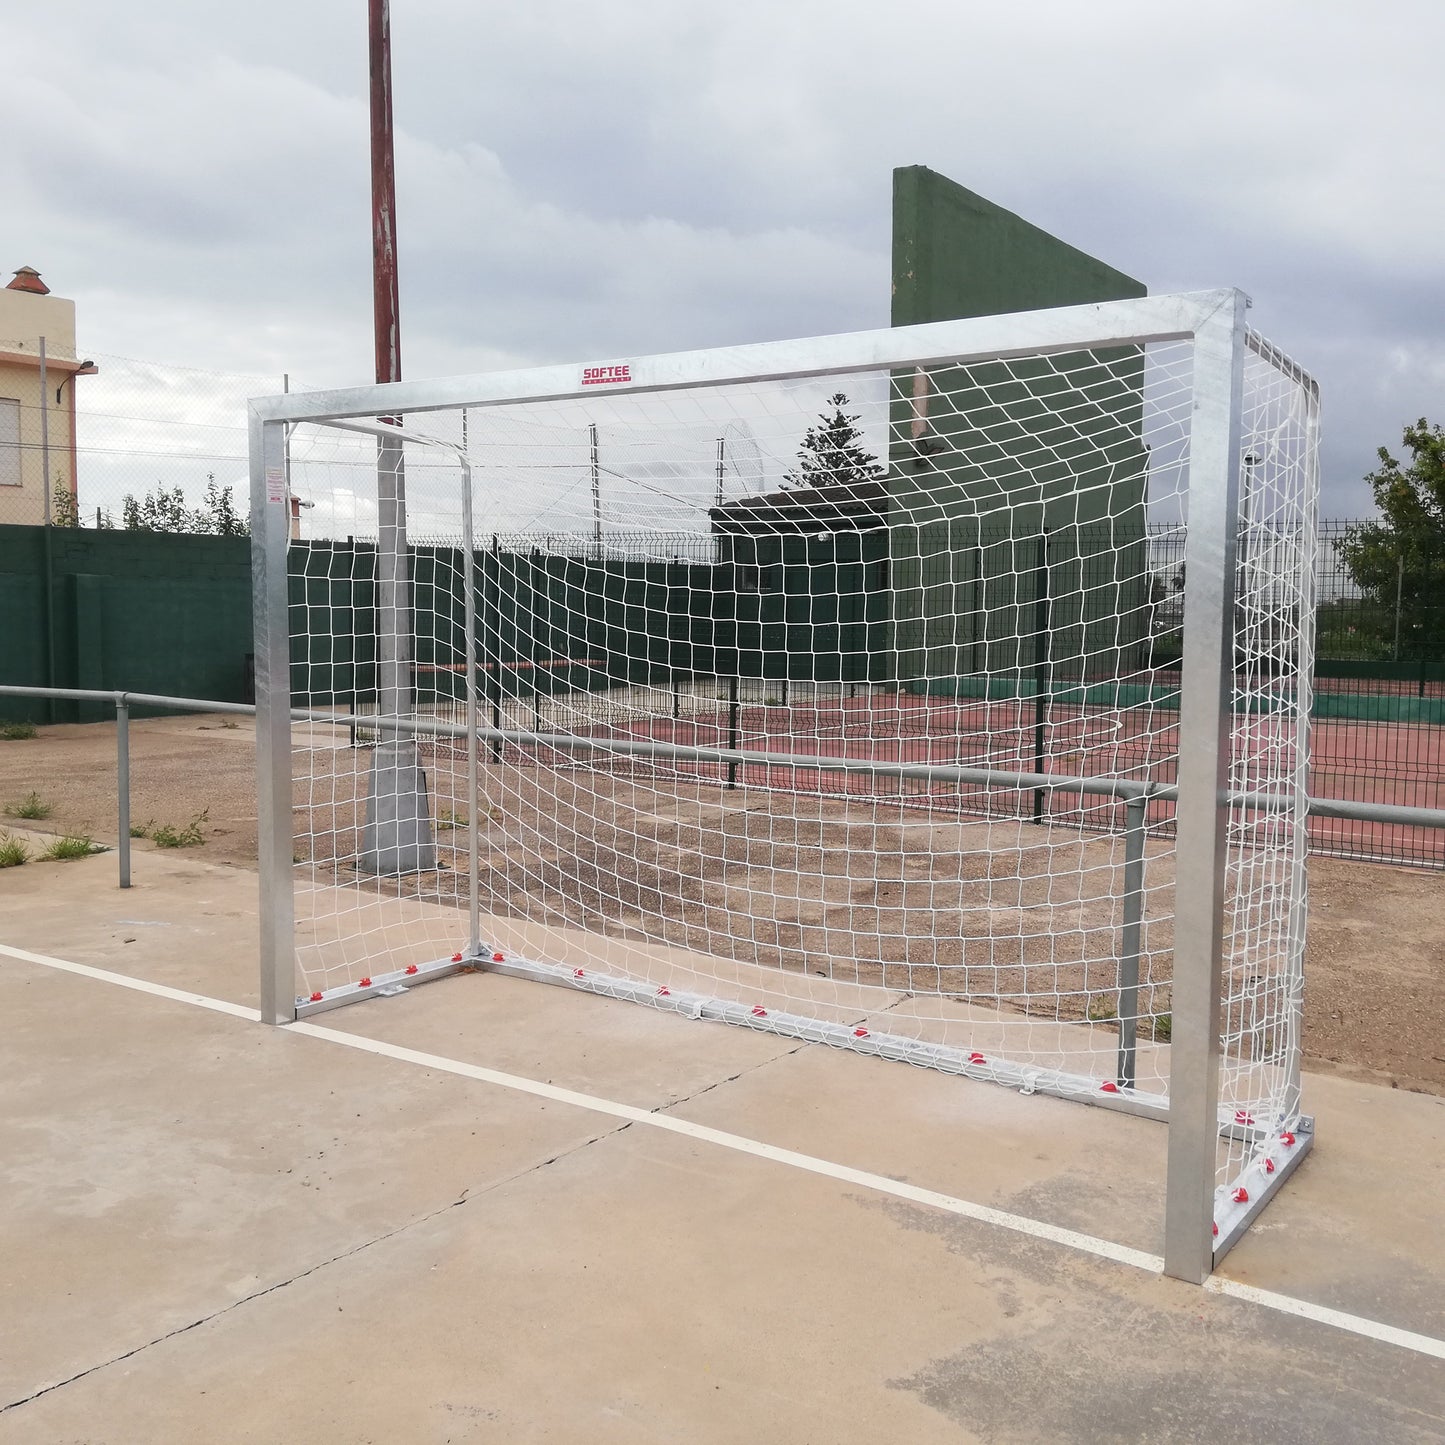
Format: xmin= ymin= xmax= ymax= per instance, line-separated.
xmin=252 ymin=292 xmax=1319 ymax=1272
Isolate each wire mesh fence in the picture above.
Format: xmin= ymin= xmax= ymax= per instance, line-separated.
xmin=0 ymin=347 xmax=279 ymax=531
xmin=0 ymin=348 xmax=1440 ymax=871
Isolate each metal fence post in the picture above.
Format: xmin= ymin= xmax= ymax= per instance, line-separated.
xmin=1163 ymin=290 xmax=1247 ymax=1284
xmin=488 ymin=537 xmax=503 ymax=763
xmin=116 ymin=696 xmax=131 ymax=889
xmin=727 ymin=675 xmax=740 ymax=789
xmin=1033 ymin=528 xmax=1051 ymax=823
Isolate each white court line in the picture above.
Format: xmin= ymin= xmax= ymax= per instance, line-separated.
xmin=286 ymin=1018 xmax=1165 ymax=1273
xmin=0 ymin=943 xmax=261 ymax=1021
xmin=4 ymin=941 xmax=1443 ymax=1363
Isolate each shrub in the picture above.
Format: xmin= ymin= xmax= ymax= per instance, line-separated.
xmin=4 ymin=792 xmax=51 ymax=820
xmin=151 ymin=810 xmax=208 ymax=848
xmin=0 ymin=720 xmax=38 ymax=741
xmin=0 ymin=833 xmax=29 ymax=868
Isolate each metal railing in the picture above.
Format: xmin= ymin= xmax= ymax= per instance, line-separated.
xmin=4 ymin=682 xmax=1441 ymax=852
xmin=2 ymin=679 xmax=1442 ymax=1089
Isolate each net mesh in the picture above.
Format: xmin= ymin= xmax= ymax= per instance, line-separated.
xmin=275 ymin=324 xmax=1317 ymax=1217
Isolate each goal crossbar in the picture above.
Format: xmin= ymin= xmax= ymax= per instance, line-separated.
xmin=248 ymin=290 xmax=1235 ymax=428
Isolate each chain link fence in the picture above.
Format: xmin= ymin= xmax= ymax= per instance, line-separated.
xmin=0 ymin=345 xmax=286 ymax=532
xmin=1 ymin=348 xmax=1440 ymax=866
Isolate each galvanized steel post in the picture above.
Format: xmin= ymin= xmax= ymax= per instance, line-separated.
xmin=250 ymin=412 xmax=297 ymax=1025
xmin=1163 ymin=290 xmax=1248 ymax=1283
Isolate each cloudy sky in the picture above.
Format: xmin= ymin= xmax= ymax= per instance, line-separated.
xmin=4 ymin=0 xmax=1442 ymax=514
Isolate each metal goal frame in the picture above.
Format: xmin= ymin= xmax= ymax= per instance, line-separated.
xmin=248 ymin=288 xmax=1319 ymax=1283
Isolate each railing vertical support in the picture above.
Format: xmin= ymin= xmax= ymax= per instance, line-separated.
xmin=116 ymin=696 xmax=131 ymax=889
xmin=1116 ymin=792 xmax=1147 ymax=1087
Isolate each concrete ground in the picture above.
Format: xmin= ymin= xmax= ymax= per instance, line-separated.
xmin=1 ymin=843 xmax=1443 ymax=1443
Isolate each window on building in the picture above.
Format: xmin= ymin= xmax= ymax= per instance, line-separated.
xmin=0 ymin=399 xmax=20 ymax=487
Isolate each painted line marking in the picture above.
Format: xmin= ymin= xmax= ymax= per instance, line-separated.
xmin=4 ymin=941 xmax=1444 ymax=1363
xmin=0 ymin=943 xmax=260 ymax=1021
xmin=1205 ymin=1276 xmax=1445 ymax=1358
xmin=287 ymin=1018 xmax=1163 ymax=1272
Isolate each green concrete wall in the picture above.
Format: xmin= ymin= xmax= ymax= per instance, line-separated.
xmin=0 ymin=527 xmax=888 ymax=730
xmin=0 ymin=525 xmax=254 ymax=723
xmin=370 ymin=534 xmax=890 ymax=712
xmin=892 ymin=166 xmax=1146 ymax=326
xmin=888 ymin=167 xmax=1150 ymax=684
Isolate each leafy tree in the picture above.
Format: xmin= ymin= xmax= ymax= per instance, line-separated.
xmin=122 ymin=485 xmax=191 ymax=532
xmin=51 ymin=477 xmax=80 ymax=528
xmin=198 ymin=474 xmax=249 ymax=536
xmin=120 ymin=473 xmax=249 ymax=536
xmin=1337 ymin=419 xmax=1445 ymax=659
xmin=784 ymin=393 xmax=884 ymax=490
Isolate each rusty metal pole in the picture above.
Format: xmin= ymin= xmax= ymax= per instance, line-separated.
xmin=370 ymin=0 xmax=405 ymax=718
xmin=360 ymin=0 xmax=435 ymax=872
xmin=370 ymin=0 xmax=401 ymax=391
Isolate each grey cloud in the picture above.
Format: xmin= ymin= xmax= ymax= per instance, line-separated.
xmin=2 ymin=0 xmax=1441 ymax=518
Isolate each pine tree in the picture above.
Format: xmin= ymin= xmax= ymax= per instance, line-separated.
xmin=783 ymin=393 xmax=884 ymax=490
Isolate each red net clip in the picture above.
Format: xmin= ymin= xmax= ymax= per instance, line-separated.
xmin=1234 ymin=1110 xmax=1255 ymax=1126
xmin=404 ymin=965 xmax=418 ymax=976
xmin=1100 ymin=1081 xmax=1120 ymax=1093
xmin=574 ymin=969 xmax=586 ymax=979
xmin=451 ymin=953 xmax=463 ymax=963
xmin=359 ymin=977 xmax=372 ymax=988
xmin=657 ymin=986 xmax=671 ymax=996
xmin=1280 ymin=1130 xmax=1296 ymax=1148
xmin=1263 ymin=1157 xmax=1276 ymax=1174
xmin=1232 ymin=1186 xmax=1249 ymax=1204
xmin=309 ymin=992 xmax=323 ymax=1003
xmin=751 ymin=1005 xmax=768 ymax=1017
xmin=968 ymin=1052 xmax=986 ymax=1065
xmin=492 ymin=952 xmax=506 ymax=963
xmin=854 ymin=1027 xmax=869 ymax=1038
xmin=1213 ymin=1222 xmax=1220 ymax=1237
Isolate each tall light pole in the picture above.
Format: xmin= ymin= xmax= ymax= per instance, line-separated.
xmin=359 ymin=0 xmax=436 ymax=873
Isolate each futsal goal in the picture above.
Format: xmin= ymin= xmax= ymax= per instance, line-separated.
xmin=249 ymin=289 xmax=1318 ymax=1282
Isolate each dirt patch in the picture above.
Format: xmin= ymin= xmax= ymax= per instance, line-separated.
xmin=1 ymin=717 xmax=1440 ymax=1093
xmin=1300 ymin=856 xmax=1445 ymax=1094
xmin=0 ymin=714 xmax=261 ymax=868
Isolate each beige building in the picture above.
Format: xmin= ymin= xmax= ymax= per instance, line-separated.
xmin=0 ymin=266 xmax=96 ymax=525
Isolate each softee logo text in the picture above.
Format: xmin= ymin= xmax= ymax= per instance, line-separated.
xmin=581 ymin=363 xmax=632 ymax=386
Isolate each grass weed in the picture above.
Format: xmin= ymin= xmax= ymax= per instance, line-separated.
xmin=151 ymin=810 xmax=208 ymax=848
xmin=39 ymin=833 xmax=102 ymax=862
xmin=4 ymin=791 xmax=52 ymax=821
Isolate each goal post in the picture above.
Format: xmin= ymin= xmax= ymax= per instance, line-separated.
xmin=248 ymin=289 xmax=1319 ymax=1278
